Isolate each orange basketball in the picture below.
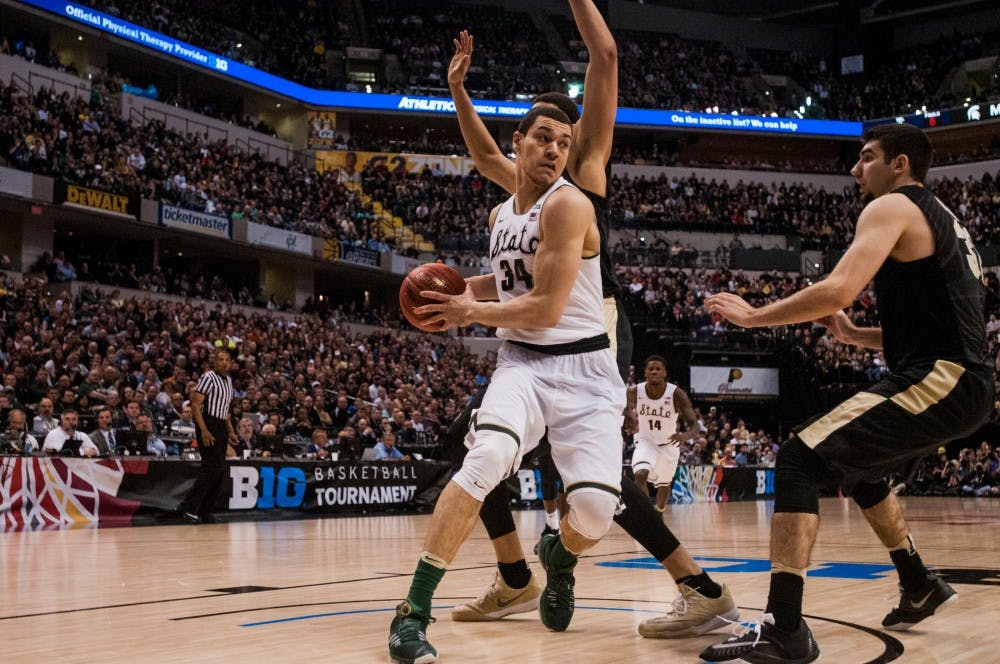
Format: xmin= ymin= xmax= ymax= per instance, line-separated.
xmin=399 ymin=263 xmax=467 ymax=332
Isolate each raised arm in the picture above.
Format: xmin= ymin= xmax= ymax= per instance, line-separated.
xmin=447 ymin=31 xmax=517 ymax=194
xmin=567 ymin=0 xmax=617 ymax=193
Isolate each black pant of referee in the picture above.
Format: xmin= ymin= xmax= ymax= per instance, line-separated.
xmin=178 ymin=414 xmax=230 ymax=522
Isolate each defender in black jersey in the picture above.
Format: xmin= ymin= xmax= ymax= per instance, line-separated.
xmin=703 ymin=124 xmax=991 ymax=663
xmin=441 ymin=1 xmax=737 ymax=644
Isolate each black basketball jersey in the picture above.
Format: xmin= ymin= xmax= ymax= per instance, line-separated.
xmin=873 ymin=185 xmax=989 ymax=373
xmin=565 ymin=161 xmax=621 ymax=298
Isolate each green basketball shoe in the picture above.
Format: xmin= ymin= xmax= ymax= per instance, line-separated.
xmin=537 ymin=533 xmax=577 ymax=632
xmin=388 ymin=600 xmax=437 ymax=664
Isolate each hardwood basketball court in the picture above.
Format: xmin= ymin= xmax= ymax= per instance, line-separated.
xmin=2 ymin=497 xmax=997 ymax=663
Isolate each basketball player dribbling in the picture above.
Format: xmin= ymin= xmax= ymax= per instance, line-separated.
xmin=443 ymin=0 xmax=738 ymax=644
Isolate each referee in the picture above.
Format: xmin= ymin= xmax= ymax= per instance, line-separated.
xmin=178 ymin=349 xmax=236 ymax=523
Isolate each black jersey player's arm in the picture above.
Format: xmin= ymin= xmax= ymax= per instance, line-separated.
xmin=706 ymin=194 xmax=915 ymax=328
xmin=465 ymin=205 xmax=503 ymax=301
xmin=624 ymin=384 xmax=638 ymax=434
xmin=566 ymin=0 xmax=617 ymax=196
xmin=814 ymin=310 xmax=883 ymax=350
xmin=414 ymin=188 xmax=597 ymax=330
xmin=669 ymin=387 xmax=700 ymax=444
xmin=447 ymin=31 xmax=518 ymax=194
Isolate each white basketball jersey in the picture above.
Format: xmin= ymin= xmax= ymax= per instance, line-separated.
xmin=491 ymin=177 xmax=605 ymax=345
xmin=635 ymin=381 xmax=678 ymax=444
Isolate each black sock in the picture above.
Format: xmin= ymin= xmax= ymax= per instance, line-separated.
xmin=890 ymin=547 xmax=928 ymax=591
xmin=766 ymin=572 xmax=804 ymax=631
xmin=677 ymin=571 xmax=722 ymax=599
xmin=498 ymin=560 xmax=531 ymax=589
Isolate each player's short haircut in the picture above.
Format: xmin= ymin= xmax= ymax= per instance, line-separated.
xmin=517 ymin=105 xmax=572 ymax=135
xmin=645 ymin=355 xmax=667 ymax=369
xmin=861 ymin=123 xmax=933 ymax=183
xmin=532 ymin=92 xmax=581 ymax=124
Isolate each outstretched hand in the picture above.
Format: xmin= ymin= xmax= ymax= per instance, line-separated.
xmin=448 ymin=30 xmax=474 ymax=89
xmin=705 ymin=292 xmax=759 ymax=328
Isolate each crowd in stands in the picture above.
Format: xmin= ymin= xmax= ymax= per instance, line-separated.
xmin=4 ymin=70 xmax=1000 ymax=259
xmin=366 ymin=1 xmax=560 ymax=99
xmin=751 ymin=31 xmax=1000 ymax=121
xmin=894 ymin=441 xmax=1000 ymax=497
xmin=0 ymin=79 xmax=391 ymax=248
xmin=32 ymin=248 xmax=268 ymax=309
xmin=610 ymin=170 xmax=1000 ymax=251
xmin=51 ymin=2 xmax=996 ymax=123
xmin=0 ymin=273 xmax=490 ymax=459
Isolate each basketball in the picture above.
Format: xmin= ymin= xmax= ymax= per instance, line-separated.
xmin=398 ymin=262 xmax=467 ymax=332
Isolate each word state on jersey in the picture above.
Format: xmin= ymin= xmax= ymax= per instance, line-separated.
xmin=632 ymin=381 xmax=680 ymax=486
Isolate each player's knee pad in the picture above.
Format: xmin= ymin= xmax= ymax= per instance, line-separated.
xmin=451 ymin=430 xmax=519 ymax=501
xmin=566 ymin=489 xmax=619 ymax=541
xmin=850 ymin=479 xmax=891 ymax=510
xmin=538 ymin=453 xmax=562 ymax=501
xmin=774 ymin=437 xmax=821 ymax=515
xmin=480 ymin=483 xmax=516 ymax=540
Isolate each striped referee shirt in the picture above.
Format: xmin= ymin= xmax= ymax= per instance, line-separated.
xmin=194 ymin=370 xmax=234 ymax=420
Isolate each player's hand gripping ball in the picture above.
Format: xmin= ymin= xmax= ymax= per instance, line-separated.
xmin=399 ymin=263 xmax=467 ymax=332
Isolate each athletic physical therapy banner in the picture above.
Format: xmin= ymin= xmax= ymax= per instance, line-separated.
xmin=315 ymin=150 xmax=480 ymax=177
xmin=0 ymin=457 xmax=451 ymax=531
xmin=159 ymin=204 xmax=232 ymax=239
xmin=54 ymin=180 xmax=139 ymax=218
xmin=690 ymin=366 xmax=780 ymax=400
xmin=18 ymin=0 xmax=862 ymax=138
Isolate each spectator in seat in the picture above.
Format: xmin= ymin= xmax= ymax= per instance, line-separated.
xmin=7 ymin=408 xmax=39 ymax=455
xmin=32 ymin=397 xmax=58 ymax=435
xmin=43 ymin=409 xmax=98 ymax=457
xmin=137 ymin=414 xmax=167 ymax=456
xmin=374 ymin=430 xmax=409 ymax=462
xmin=307 ymin=428 xmax=331 ymax=460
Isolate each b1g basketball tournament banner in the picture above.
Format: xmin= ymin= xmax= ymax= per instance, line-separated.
xmin=512 ymin=464 xmax=774 ymax=505
xmin=315 ymin=150 xmax=479 ymax=177
xmin=54 ymin=180 xmax=139 ymax=218
xmin=307 ymin=111 xmax=339 ymax=149
xmin=0 ymin=457 xmax=451 ymax=531
xmin=689 ymin=366 xmax=779 ymax=401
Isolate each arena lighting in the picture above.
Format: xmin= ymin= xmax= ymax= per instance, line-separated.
xmin=24 ymin=0 xmax=863 ymax=137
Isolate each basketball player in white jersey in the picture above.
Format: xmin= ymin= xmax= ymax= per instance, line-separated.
xmin=388 ymin=105 xmax=625 ymax=664
xmin=627 ymin=355 xmax=699 ymax=511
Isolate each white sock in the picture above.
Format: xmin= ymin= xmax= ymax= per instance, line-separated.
xmin=545 ymin=510 xmax=559 ymax=530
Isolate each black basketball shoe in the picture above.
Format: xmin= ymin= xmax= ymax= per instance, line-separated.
xmin=698 ymin=613 xmax=819 ymax=663
xmin=882 ymin=572 xmax=957 ymax=631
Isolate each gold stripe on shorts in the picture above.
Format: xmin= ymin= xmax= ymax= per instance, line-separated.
xmin=798 ymin=392 xmax=885 ymax=449
xmin=889 ymin=360 xmax=965 ymax=415
xmin=798 ymin=360 xmax=965 ymax=449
